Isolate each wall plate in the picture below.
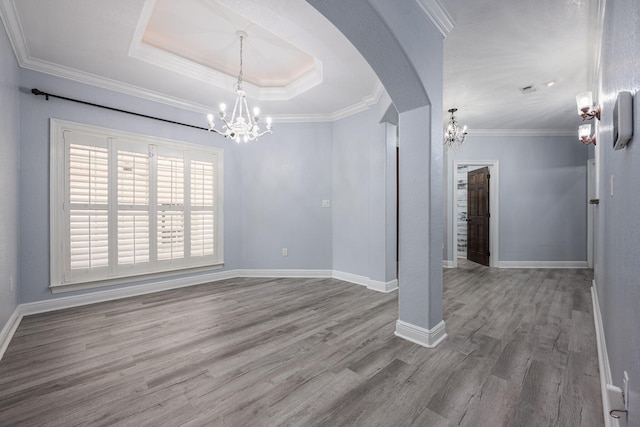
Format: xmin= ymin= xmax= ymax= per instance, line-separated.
xmin=613 ymin=91 xmax=633 ymax=150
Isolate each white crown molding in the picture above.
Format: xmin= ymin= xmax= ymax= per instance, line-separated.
xmin=0 ymin=0 xmax=29 ymax=66
xmin=588 ymin=0 xmax=606 ymax=94
xmin=499 ymin=261 xmax=588 ymax=269
xmin=129 ymin=0 xmax=322 ymax=102
xmin=0 ymin=0 xmax=381 ymax=123
xmin=129 ymin=36 xmax=323 ymax=102
xmin=468 ymin=129 xmax=577 ymax=137
xmin=413 ymin=0 xmax=455 ymax=38
xmin=395 ymin=319 xmax=447 ymax=348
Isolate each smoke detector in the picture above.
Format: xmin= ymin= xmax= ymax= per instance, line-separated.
xmin=519 ymin=84 xmax=537 ymax=94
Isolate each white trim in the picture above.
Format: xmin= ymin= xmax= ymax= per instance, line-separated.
xmin=395 ymin=319 xmax=447 ymax=348
xmin=450 ymin=160 xmax=500 ymax=268
xmin=0 ymin=0 xmax=383 ymax=124
xmin=0 ymin=306 xmax=22 ymax=362
xmin=24 ymin=270 xmax=238 ymax=316
xmin=587 ymin=159 xmax=596 ymax=269
xmin=332 ymin=271 xmax=398 ymax=293
xmin=23 ymin=268 xmax=398 ymax=317
xmin=128 ymin=1 xmax=324 ymax=102
xmin=1 ymin=268 xmax=397 ymax=361
xmin=498 ymin=261 xmax=588 ymax=269
xmin=443 ymin=260 xmax=455 ymax=268
xmin=592 ymin=280 xmax=620 ymax=427
xmin=237 ymin=269 xmax=332 ymax=278
xmin=468 ymin=129 xmax=576 ymax=137
xmin=413 ymin=0 xmax=455 ymax=38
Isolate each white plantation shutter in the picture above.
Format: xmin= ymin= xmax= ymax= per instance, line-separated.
xmin=52 ymin=120 xmax=223 ymax=289
xmin=117 ymin=148 xmax=150 ymax=266
xmin=157 ymin=154 xmax=185 ymax=261
xmin=190 ymin=160 xmax=216 ymax=257
xmin=66 ymin=134 xmax=110 ymax=278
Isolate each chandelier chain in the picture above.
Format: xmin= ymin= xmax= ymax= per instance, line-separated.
xmin=237 ymin=35 xmax=244 ymax=90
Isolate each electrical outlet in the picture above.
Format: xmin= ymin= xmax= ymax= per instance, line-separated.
xmin=322 ymin=200 xmax=330 ymax=208
xmin=282 ymin=248 xmax=288 ymax=257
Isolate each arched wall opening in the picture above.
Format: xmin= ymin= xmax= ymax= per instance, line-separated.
xmin=307 ymin=0 xmax=449 ymax=347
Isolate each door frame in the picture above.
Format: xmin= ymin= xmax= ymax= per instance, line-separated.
xmin=451 ymin=160 xmax=500 ymax=268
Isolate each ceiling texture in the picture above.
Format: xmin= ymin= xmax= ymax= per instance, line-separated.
xmin=0 ymin=0 xmax=600 ymax=133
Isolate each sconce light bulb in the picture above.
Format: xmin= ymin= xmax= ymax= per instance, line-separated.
xmin=220 ymin=103 xmax=227 ymax=112
xmin=253 ymin=107 xmax=260 ymax=117
xmin=206 ymin=113 xmax=214 ymax=123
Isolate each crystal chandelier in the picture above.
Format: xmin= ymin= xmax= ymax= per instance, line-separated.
xmin=443 ymin=108 xmax=468 ymax=150
xmin=207 ymin=31 xmax=273 ymax=143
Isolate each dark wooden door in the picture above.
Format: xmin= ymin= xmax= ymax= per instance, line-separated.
xmin=467 ymin=167 xmax=490 ymax=266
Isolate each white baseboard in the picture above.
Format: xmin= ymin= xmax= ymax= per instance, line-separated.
xmin=394 ymin=319 xmax=447 ymax=348
xmin=332 ymin=270 xmax=398 ymax=293
xmin=0 ymin=268 xmax=399 ymax=361
xmin=443 ymin=260 xmax=455 ymax=269
xmin=592 ymin=280 xmax=620 ymax=427
xmin=499 ymin=261 xmax=588 ymax=269
xmin=0 ymin=306 xmax=23 ymax=362
xmin=236 ymin=269 xmax=332 ymax=278
xmin=22 ymin=269 xmax=239 ymax=316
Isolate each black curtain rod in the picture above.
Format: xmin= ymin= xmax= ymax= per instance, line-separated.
xmin=31 ymin=88 xmax=212 ymax=133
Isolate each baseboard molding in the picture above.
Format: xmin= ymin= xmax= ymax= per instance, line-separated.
xmin=499 ymin=261 xmax=588 ymax=269
xmin=394 ymin=319 xmax=447 ymax=348
xmin=237 ymin=269 xmax=332 ymax=278
xmin=592 ymin=280 xmax=620 ymax=427
xmin=21 ymin=269 xmax=239 ymax=316
xmin=443 ymin=260 xmax=455 ymax=269
xmin=0 ymin=306 xmax=23 ymax=362
xmin=1 ymin=268 xmax=398 ymax=361
xmin=332 ymin=270 xmax=398 ymax=293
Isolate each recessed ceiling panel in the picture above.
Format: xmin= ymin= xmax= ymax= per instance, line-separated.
xmin=142 ymin=0 xmax=316 ymax=88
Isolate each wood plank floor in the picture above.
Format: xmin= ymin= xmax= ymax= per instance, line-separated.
xmin=0 ymin=261 xmax=602 ymax=426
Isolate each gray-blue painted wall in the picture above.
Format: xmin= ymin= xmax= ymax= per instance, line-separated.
xmin=0 ymin=16 xmax=20 ymax=330
xmin=598 ymin=1 xmax=640 ymax=423
xmin=17 ymin=69 xmax=333 ymax=303
xmin=445 ymin=135 xmax=589 ymax=263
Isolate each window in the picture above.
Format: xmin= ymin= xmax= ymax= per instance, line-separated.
xmin=50 ymin=120 xmax=223 ymax=290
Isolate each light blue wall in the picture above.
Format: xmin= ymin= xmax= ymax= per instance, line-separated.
xmin=0 ymin=18 xmax=20 ymax=331
xmin=597 ymin=1 xmax=640 ymax=423
xmin=332 ymin=92 xmax=395 ymax=282
xmin=17 ymin=69 xmax=334 ymax=303
xmin=240 ymin=122 xmax=333 ymax=269
xmin=446 ymin=135 xmax=589 ymax=263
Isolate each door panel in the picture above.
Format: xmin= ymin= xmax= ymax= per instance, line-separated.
xmin=467 ymin=167 xmax=490 ymax=266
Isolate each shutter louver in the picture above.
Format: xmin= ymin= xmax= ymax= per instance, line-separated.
xmin=117 ymin=150 xmax=150 ymax=265
xmin=68 ymin=143 xmax=109 ymax=271
xmin=190 ymin=160 xmax=216 ymax=257
xmin=157 ymin=155 xmax=185 ymax=261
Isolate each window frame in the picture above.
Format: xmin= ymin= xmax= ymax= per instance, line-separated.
xmin=50 ymin=119 xmax=224 ymax=293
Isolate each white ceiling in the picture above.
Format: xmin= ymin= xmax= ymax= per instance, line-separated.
xmin=0 ymin=0 xmax=597 ymax=132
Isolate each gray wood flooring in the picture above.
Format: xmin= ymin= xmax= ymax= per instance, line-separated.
xmin=0 ymin=260 xmax=602 ymax=426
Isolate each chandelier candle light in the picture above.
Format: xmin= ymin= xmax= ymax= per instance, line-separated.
xmin=444 ymin=108 xmax=468 ymax=149
xmin=207 ymin=31 xmax=272 ymax=143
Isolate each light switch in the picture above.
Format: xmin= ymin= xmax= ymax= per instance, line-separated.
xmin=322 ymin=200 xmax=330 ymax=208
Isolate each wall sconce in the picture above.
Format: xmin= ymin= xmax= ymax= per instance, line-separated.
xmin=578 ymin=123 xmax=596 ymax=145
xmin=576 ymin=91 xmax=601 ymax=120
